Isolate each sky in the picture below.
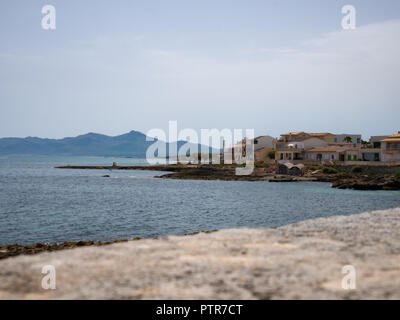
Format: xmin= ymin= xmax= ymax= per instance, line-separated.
xmin=0 ymin=0 xmax=399 ymax=141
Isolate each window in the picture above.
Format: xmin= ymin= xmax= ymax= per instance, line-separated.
xmin=334 ymin=138 xmax=338 ymax=142
xmin=348 ymin=155 xmax=351 ymax=161
xmin=353 ymin=155 xmax=357 ymax=161
xmin=388 ymin=143 xmax=400 ymax=150
xmin=357 ymin=138 xmax=361 ymax=144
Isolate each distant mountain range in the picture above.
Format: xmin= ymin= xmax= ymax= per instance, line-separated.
xmin=0 ymin=130 xmax=217 ymax=157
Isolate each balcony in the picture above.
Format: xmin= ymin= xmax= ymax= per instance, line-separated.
xmin=386 ymin=143 xmax=400 ymax=151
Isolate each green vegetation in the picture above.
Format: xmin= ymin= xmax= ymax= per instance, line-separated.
xmin=361 ymin=140 xmax=373 ymax=149
xmin=394 ymin=172 xmax=400 ymax=178
xmin=322 ymin=167 xmax=340 ymax=174
xmin=351 ymin=166 xmax=363 ymax=173
xmin=343 ymin=136 xmax=353 ymax=143
xmin=268 ymin=151 xmax=276 ymax=159
xmin=255 ymin=161 xmax=265 ymax=168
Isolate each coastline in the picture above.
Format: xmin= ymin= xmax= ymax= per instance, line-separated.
xmin=3 ymin=161 xmax=399 ymax=254
xmin=1 ymin=207 xmax=399 ymax=299
xmin=0 ymin=231 xmax=216 ymax=261
xmin=56 ymin=163 xmax=400 ymax=190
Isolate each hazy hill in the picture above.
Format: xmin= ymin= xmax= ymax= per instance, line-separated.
xmin=0 ymin=130 xmax=216 ymax=157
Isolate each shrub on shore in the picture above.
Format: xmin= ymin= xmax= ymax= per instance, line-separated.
xmin=268 ymin=151 xmax=276 ymax=159
xmin=322 ymin=167 xmax=340 ymax=174
xmin=255 ymin=161 xmax=265 ymax=168
xmin=351 ymin=166 xmax=363 ymax=174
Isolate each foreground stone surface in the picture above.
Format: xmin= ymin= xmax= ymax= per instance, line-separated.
xmin=0 ymin=207 xmax=399 ymax=299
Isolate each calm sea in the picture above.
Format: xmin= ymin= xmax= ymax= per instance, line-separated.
xmin=1 ymin=155 xmax=400 ymax=246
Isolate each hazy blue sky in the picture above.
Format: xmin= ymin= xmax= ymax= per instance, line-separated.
xmin=1 ymin=0 xmax=399 ymax=140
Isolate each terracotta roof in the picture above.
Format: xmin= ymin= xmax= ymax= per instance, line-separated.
xmin=281 ymin=132 xmax=305 ymax=136
xmin=381 ymin=133 xmax=400 ymax=143
xmin=306 ymin=146 xmax=346 ymax=153
xmin=382 ymin=139 xmax=400 ymax=143
xmin=281 ymin=132 xmax=332 ymax=137
xmin=309 ymin=133 xmax=332 ymax=137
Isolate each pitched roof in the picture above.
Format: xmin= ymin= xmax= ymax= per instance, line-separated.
xmin=309 ymin=133 xmax=332 ymax=137
xmin=281 ymin=132 xmax=305 ymax=136
xmin=281 ymin=132 xmax=332 ymax=137
xmin=381 ymin=133 xmax=400 ymax=143
xmin=306 ymin=146 xmax=346 ymax=153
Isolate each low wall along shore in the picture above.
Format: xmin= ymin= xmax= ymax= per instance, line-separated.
xmin=0 ymin=207 xmax=399 ymax=299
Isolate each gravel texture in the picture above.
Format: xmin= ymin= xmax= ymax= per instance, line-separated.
xmin=0 ymin=207 xmax=399 ymax=300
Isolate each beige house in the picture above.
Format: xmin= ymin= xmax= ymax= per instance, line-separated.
xmin=309 ymin=133 xmax=336 ymax=143
xmin=381 ymin=132 xmax=400 ymax=163
xmin=275 ymin=132 xmax=360 ymax=150
xmin=223 ymin=135 xmax=275 ymax=163
xmin=253 ymin=136 xmax=276 ymax=161
xmin=304 ymin=146 xmax=347 ymax=162
xmin=304 ymin=147 xmax=360 ymax=162
xmin=276 ymin=137 xmax=328 ymax=161
xmin=251 ymin=136 xmax=275 ymax=150
xmin=276 ymin=132 xmax=334 ymax=148
xmin=275 ymin=131 xmax=363 ymax=163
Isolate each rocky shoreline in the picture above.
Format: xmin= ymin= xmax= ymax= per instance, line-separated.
xmin=56 ymin=163 xmax=400 ymax=190
xmin=1 ymin=207 xmax=399 ymax=299
xmin=0 ymin=231 xmax=217 ymax=261
xmin=0 ymin=239 xmax=132 ymax=260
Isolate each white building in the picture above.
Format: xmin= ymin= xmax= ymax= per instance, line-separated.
xmin=333 ymin=134 xmax=362 ymax=145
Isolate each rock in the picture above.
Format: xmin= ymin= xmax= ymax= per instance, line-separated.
xmin=0 ymin=239 xmax=129 ymax=260
xmin=0 ymin=207 xmax=399 ymax=299
xmin=57 ymin=164 xmax=400 ymax=190
xmin=332 ymin=176 xmax=400 ymax=190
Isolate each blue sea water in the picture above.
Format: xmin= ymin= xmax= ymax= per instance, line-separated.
xmin=1 ymin=155 xmax=400 ymax=246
